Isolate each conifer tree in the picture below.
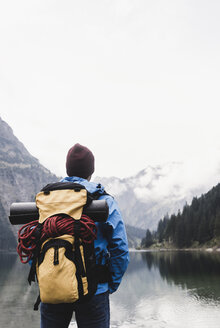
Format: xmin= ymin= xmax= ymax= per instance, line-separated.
xmin=145 ymin=229 xmax=153 ymax=247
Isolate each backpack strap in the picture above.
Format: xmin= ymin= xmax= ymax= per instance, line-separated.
xmin=88 ymin=189 xmax=111 ymax=202
xmin=28 ymin=223 xmax=43 ymax=285
xmin=33 ymin=295 xmax=41 ymax=311
xmin=38 ymin=239 xmax=74 ymax=266
xmin=95 ymin=265 xmax=112 ymax=283
xmin=74 ymin=221 xmax=86 ymax=299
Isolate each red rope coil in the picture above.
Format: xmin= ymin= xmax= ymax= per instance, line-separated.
xmin=17 ymin=215 xmax=97 ymax=264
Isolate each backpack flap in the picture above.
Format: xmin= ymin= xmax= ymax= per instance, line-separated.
xmin=36 ymin=188 xmax=87 ymax=223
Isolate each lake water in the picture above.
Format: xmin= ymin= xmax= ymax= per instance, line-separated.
xmin=1 ymin=250 xmax=220 ymax=328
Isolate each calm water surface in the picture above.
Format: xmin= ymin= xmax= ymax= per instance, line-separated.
xmin=1 ymin=251 xmax=220 ymax=328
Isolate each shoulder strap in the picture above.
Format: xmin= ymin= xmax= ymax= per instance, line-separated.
xmin=88 ymin=190 xmax=111 ymax=201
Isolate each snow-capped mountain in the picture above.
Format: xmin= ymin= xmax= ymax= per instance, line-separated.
xmin=94 ymin=162 xmax=220 ymax=231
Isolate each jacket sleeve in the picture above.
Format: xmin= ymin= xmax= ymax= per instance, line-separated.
xmin=104 ymin=195 xmax=129 ymax=294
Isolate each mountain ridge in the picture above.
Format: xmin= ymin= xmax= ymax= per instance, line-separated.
xmin=0 ymin=117 xmax=58 ymax=250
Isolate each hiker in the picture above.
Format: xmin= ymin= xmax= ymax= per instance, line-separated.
xmin=40 ymin=143 xmax=129 ymax=328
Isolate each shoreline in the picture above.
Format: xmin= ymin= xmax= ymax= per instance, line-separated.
xmin=131 ymin=246 xmax=220 ymax=253
xmin=2 ymin=247 xmax=220 ymax=254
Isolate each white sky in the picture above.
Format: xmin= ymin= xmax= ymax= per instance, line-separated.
xmin=0 ymin=0 xmax=220 ymax=179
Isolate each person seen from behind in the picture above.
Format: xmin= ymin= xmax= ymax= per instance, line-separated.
xmin=40 ymin=143 xmax=129 ymax=328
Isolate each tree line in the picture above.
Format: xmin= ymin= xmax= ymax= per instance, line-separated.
xmin=141 ymin=183 xmax=220 ymax=248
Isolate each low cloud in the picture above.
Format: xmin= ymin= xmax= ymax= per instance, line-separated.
xmin=133 ymin=148 xmax=220 ymax=204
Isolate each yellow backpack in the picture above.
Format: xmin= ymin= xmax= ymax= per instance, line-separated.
xmin=27 ymin=182 xmax=110 ymax=310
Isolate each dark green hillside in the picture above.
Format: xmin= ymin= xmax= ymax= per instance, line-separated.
xmin=142 ymin=183 xmax=220 ymax=248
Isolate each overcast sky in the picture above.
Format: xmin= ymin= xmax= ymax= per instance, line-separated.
xmin=1 ymin=0 xmax=220 ymax=181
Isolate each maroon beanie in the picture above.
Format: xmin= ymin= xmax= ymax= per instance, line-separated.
xmin=66 ymin=143 xmax=95 ymax=178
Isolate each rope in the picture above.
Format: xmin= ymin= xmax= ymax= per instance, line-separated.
xmin=17 ymin=215 xmax=97 ymax=264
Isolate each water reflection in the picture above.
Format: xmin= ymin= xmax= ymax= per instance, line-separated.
xmin=141 ymin=251 xmax=220 ymax=302
xmin=0 ymin=253 xmax=39 ymax=328
xmin=110 ymin=251 xmax=220 ymax=328
xmin=1 ymin=251 xmax=220 ymax=328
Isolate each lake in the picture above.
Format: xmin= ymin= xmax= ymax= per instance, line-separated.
xmin=1 ymin=250 xmax=220 ymax=328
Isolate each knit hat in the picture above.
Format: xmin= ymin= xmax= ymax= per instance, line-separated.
xmin=66 ymin=143 xmax=95 ymax=178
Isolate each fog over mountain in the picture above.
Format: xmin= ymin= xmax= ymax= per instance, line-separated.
xmin=95 ymin=160 xmax=220 ymax=231
xmin=0 ymin=116 xmax=219 ymax=250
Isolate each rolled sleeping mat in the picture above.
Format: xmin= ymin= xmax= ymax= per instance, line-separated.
xmin=9 ymin=200 xmax=109 ymax=225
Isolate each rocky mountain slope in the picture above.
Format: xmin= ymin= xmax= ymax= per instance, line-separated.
xmin=0 ymin=117 xmax=57 ymax=250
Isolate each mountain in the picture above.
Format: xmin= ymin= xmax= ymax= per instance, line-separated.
xmin=125 ymin=224 xmax=146 ymax=248
xmin=0 ymin=117 xmax=58 ymax=250
xmin=1 ymin=116 xmax=219 ymax=250
xmin=95 ymin=162 xmax=220 ymax=231
xmin=0 ymin=117 xmax=141 ymax=249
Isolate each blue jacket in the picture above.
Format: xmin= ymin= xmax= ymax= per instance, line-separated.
xmin=61 ymin=176 xmax=129 ymax=295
